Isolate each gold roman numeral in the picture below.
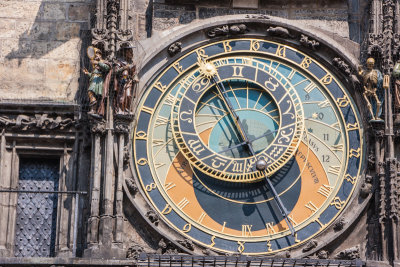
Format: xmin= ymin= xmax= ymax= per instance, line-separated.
xmin=177 ymin=197 xmax=190 ymax=210
xmin=164 ymin=182 xmax=176 ymax=191
xmin=305 ymin=201 xmax=318 ymax=213
xmin=276 ymin=45 xmax=286 ymax=57
xmin=232 ymin=66 xmax=244 ymax=77
xmin=265 ymin=222 xmax=276 ymax=235
xmin=198 ymin=212 xmax=206 ymax=224
xmin=318 ymin=184 xmax=333 ymax=198
xmin=328 ymin=165 xmax=341 ymax=175
xmin=242 ymin=225 xmax=253 ymax=237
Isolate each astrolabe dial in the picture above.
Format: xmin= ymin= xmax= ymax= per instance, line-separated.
xmin=172 ymin=57 xmax=304 ymax=182
xmin=133 ymin=38 xmax=363 ymax=255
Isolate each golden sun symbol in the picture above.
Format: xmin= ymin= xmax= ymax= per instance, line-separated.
xmin=198 ymin=59 xmax=217 ymax=78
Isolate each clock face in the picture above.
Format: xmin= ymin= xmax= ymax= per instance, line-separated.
xmin=133 ymin=38 xmax=363 ymax=255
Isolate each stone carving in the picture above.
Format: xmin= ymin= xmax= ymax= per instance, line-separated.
xmin=302 ymin=240 xmax=318 ymax=252
xmin=392 ymin=61 xmax=400 ymax=124
xmin=177 ymin=239 xmax=194 ymax=251
xmin=317 ymin=250 xmax=329 ymax=259
xmin=334 ymin=246 xmax=360 ymax=260
xmin=84 ymin=46 xmax=112 ymax=116
xmin=0 ymin=114 xmax=75 ymax=131
xmin=333 ymin=218 xmax=346 ymax=231
xmin=266 ymin=26 xmax=293 ymax=38
xmin=168 ymin=42 xmax=182 ymax=57
xmin=299 ymin=34 xmax=320 ymax=50
xmin=126 ymin=177 xmax=138 ymax=194
xmin=245 ymin=14 xmax=270 ymax=20
xmin=333 ymin=57 xmax=352 ymax=76
xmin=114 ymin=115 xmax=133 ymax=134
xmin=89 ymin=118 xmax=106 ymax=134
xmin=360 ymin=175 xmax=373 ymax=198
xmin=145 ymin=210 xmax=160 ymax=226
xmin=157 ymin=238 xmax=178 ymax=254
xmin=114 ymin=45 xmax=138 ymax=115
xmin=207 ymin=24 xmax=247 ymax=38
xmin=123 ymin=146 xmax=131 ymax=165
xmin=126 ymin=243 xmax=144 ymax=259
xmin=358 ymin=58 xmax=384 ymax=121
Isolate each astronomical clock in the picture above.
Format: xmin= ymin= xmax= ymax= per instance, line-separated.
xmin=130 ymin=32 xmax=364 ymax=256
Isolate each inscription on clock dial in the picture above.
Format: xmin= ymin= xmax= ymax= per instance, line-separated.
xmin=133 ymin=38 xmax=363 ymax=255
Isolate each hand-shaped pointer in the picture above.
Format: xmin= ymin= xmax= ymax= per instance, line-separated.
xmin=205 ymin=62 xmax=296 ymax=236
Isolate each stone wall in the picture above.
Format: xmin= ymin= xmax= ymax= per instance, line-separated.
xmin=0 ymin=0 xmax=94 ymax=102
xmin=151 ymin=0 xmax=359 ymax=42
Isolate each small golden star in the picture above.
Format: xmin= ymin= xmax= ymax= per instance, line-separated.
xmin=312 ymin=113 xmax=319 ymax=119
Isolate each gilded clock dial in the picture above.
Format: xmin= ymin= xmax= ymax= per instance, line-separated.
xmin=133 ymin=38 xmax=363 ymax=255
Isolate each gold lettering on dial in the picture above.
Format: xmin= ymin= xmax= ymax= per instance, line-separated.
xmin=288 ymin=214 xmax=298 ymax=226
xmin=328 ymin=165 xmax=341 ymax=175
xmin=161 ymin=204 xmax=172 ymax=215
xmin=276 ymin=45 xmax=286 ymax=57
xmin=154 ymin=81 xmax=167 ymax=92
xmin=237 ymin=241 xmax=245 ymax=253
xmin=331 ymin=197 xmax=345 ymax=210
xmin=155 ymin=116 xmax=169 ymax=127
xmin=210 ymin=236 xmax=216 ymax=247
xmin=136 ymin=131 xmax=147 ymax=140
xmin=198 ymin=212 xmax=206 ymax=224
xmin=349 ymin=148 xmax=361 ymax=158
xmin=221 ymin=222 xmax=227 ymax=233
xmin=173 ymin=62 xmax=184 ymax=74
xmin=317 ymin=184 xmax=333 ymax=198
xmin=300 ymin=57 xmax=313 ymax=69
xmin=317 ymin=99 xmax=330 ymax=108
xmin=164 ymin=95 xmax=175 ymax=106
xmin=303 ymin=82 xmax=316 ymax=94
xmin=211 ymin=157 xmax=228 ymax=168
xmin=145 ymin=183 xmax=157 ymax=192
xmin=305 ymin=201 xmax=318 ymax=213
xmin=331 ymin=144 xmax=344 ymax=152
xmin=346 ymin=122 xmax=359 ymax=131
xmin=294 ymin=233 xmax=300 ymax=243
xmin=320 ymin=74 xmax=333 ymax=85
xmin=164 ymin=182 xmax=176 ymax=191
xmin=232 ymin=161 xmax=243 ymax=173
xmin=266 ymin=240 xmax=272 ymax=252
xmin=177 ymin=198 xmax=190 ymax=210
xmin=344 ymin=174 xmax=357 ymax=185
xmin=223 ymin=41 xmax=232 ymax=52
xmin=250 ymin=40 xmax=260 ymax=51
xmin=264 ymin=77 xmax=279 ymax=91
xmin=232 ymin=66 xmax=244 ymax=77
xmin=188 ymin=139 xmax=205 ymax=155
xmin=182 ymin=223 xmax=191 ymax=233
xmin=242 ymin=225 xmax=253 ymax=237
xmin=265 ymin=222 xmax=276 ymax=235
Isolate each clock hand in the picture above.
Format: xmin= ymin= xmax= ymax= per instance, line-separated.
xmin=206 ymin=64 xmax=296 ymax=235
xmin=218 ymin=128 xmax=279 ymax=154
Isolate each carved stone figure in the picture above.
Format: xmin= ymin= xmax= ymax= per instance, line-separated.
xmin=299 ymin=34 xmax=320 ymax=50
xmin=392 ymin=61 xmax=400 ymax=124
xmin=335 ymin=246 xmax=360 ymax=260
xmin=168 ymin=41 xmax=182 ymax=57
xmin=360 ymin=175 xmax=373 ymax=198
xmin=266 ymin=26 xmax=293 ymax=38
xmin=84 ymin=46 xmax=112 ymax=115
xmin=302 ymin=240 xmax=318 ymax=252
xmin=114 ymin=45 xmax=138 ymax=115
xmin=358 ymin=58 xmax=384 ymax=121
xmin=126 ymin=243 xmax=144 ymax=259
xmin=207 ymin=24 xmax=247 ymax=38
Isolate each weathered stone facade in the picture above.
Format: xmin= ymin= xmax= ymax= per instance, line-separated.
xmin=1 ymin=0 xmax=400 ymax=266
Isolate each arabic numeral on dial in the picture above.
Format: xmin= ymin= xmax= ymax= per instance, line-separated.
xmin=322 ymin=155 xmax=330 ymax=162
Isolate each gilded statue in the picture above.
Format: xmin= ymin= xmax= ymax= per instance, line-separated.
xmin=114 ymin=45 xmax=138 ymax=115
xmin=358 ymin=57 xmax=384 ymax=121
xmin=83 ymin=46 xmax=112 ymax=116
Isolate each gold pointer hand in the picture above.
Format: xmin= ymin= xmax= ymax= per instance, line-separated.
xmin=203 ymin=61 xmax=296 ymax=235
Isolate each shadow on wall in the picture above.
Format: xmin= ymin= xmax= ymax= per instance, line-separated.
xmin=2 ymin=0 xmax=93 ymax=103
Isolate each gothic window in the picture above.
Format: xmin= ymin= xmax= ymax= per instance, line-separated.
xmin=14 ymin=158 xmax=59 ymax=257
